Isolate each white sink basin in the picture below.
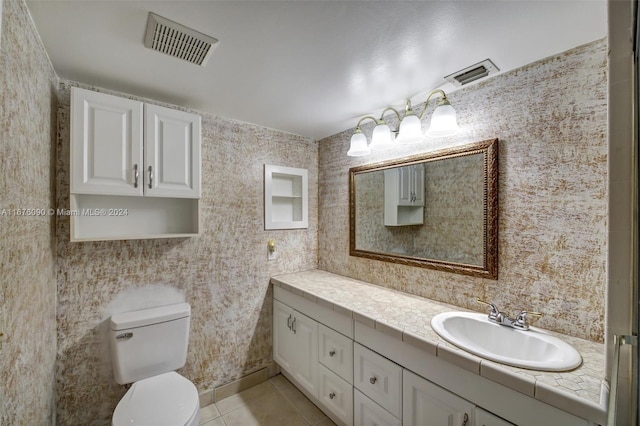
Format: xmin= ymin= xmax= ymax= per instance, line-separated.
xmin=430 ymin=312 xmax=582 ymax=371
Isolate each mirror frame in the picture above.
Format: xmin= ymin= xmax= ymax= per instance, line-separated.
xmin=349 ymin=138 xmax=499 ymax=279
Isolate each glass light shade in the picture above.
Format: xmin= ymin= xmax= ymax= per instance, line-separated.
xmin=347 ymin=131 xmax=371 ymax=157
xmin=396 ymin=114 xmax=424 ymax=144
xmin=369 ymin=124 xmax=394 ymax=150
xmin=426 ymin=103 xmax=460 ymax=137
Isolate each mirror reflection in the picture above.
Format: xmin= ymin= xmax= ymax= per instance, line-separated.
xmin=349 ymin=139 xmax=498 ymax=279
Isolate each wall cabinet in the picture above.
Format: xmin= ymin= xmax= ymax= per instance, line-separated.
xmin=384 ymin=164 xmax=425 ymax=226
xmin=273 ymin=300 xmax=318 ymax=398
xmin=70 ymin=87 xmax=201 ymax=241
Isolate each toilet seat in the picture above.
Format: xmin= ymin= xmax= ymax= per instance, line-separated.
xmin=112 ymin=372 xmax=200 ymax=426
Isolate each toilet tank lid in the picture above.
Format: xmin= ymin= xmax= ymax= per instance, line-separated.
xmin=110 ymin=303 xmax=191 ymax=331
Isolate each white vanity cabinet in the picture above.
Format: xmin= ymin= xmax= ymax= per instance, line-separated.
xmin=69 ymin=87 xmax=201 ymax=241
xmin=384 ymin=164 xmax=425 ymax=226
xmin=273 ymin=300 xmax=318 ymax=398
xmin=403 ymin=369 xmax=474 ymax=426
xmin=272 ymin=281 xmax=598 ymax=426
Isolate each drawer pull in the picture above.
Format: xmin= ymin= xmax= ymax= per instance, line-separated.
xmin=329 ymin=392 xmax=336 ymax=399
xmin=369 ymin=376 xmax=377 ymax=385
xmin=329 ymin=350 xmax=336 ymax=357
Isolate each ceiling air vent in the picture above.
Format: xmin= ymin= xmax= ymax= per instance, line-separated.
xmin=445 ymin=59 xmax=499 ymax=87
xmin=144 ymin=13 xmax=218 ymax=66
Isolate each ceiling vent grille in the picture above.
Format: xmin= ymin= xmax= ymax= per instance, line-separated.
xmin=144 ymin=13 xmax=218 ymax=66
xmin=445 ymin=59 xmax=499 ymax=87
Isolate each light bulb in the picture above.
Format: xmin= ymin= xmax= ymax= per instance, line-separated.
xmin=369 ymin=124 xmax=394 ymax=150
xmin=347 ymin=131 xmax=371 ymax=157
xmin=426 ymin=103 xmax=460 ymax=137
xmin=396 ymin=114 xmax=424 ymax=144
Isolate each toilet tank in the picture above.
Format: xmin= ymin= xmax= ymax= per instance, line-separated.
xmin=110 ymin=303 xmax=191 ymax=384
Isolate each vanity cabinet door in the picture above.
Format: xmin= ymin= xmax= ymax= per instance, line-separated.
xmin=354 ymin=343 xmax=402 ymax=418
xmin=273 ymin=300 xmax=319 ymax=398
xmin=291 ymin=309 xmax=319 ymax=398
xmin=403 ymin=369 xmax=474 ymax=426
xmin=144 ymin=104 xmax=201 ymax=198
xmin=318 ymin=364 xmax=353 ymax=426
xmin=273 ymin=300 xmax=296 ymax=373
xmin=354 ymin=389 xmax=400 ymax=426
xmin=319 ymin=323 xmax=353 ymax=383
xmin=474 ymin=407 xmax=515 ymax=426
xmin=71 ymin=87 xmax=143 ymax=196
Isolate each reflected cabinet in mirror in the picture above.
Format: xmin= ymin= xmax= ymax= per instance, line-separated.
xmin=349 ymin=138 xmax=498 ymax=279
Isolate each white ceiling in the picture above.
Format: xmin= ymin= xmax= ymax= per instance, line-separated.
xmin=26 ymin=1 xmax=607 ymax=140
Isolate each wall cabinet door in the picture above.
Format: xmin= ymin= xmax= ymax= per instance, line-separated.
xmin=394 ymin=165 xmax=425 ymax=207
xmin=272 ymin=300 xmax=318 ymax=398
xmin=144 ymin=104 xmax=201 ymax=198
xmin=71 ymin=87 xmax=143 ymax=196
xmin=384 ymin=165 xmax=425 ymax=226
xmin=403 ymin=369 xmax=474 ymax=426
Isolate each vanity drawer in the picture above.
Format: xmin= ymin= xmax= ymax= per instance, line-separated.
xmin=354 ymin=343 xmax=402 ymax=418
xmin=318 ymin=364 xmax=353 ymax=426
xmin=319 ymin=323 xmax=353 ymax=383
xmin=354 ymin=388 xmax=401 ymax=426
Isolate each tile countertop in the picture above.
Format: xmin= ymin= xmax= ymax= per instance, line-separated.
xmin=270 ymin=269 xmax=607 ymax=425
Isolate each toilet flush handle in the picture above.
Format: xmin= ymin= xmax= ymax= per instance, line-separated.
xmin=116 ymin=332 xmax=133 ymax=341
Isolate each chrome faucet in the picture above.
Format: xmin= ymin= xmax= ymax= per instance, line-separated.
xmin=476 ymin=299 xmax=543 ymax=331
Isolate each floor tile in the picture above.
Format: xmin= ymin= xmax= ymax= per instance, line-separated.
xmin=199 ymin=403 xmax=221 ymax=424
xmin=215 ymin=381 xmax=276 ymax=415
xmin=312 ymin=417 xmax=337 ymax=426
xmin=222 ymin=390 xmax=308 ymax=426
xmin=276 ymin=379 xmax=326 ymax=424
xmin=200 ymin=416 xmax=227 ymax=426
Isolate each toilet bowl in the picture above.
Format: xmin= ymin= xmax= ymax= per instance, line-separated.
xmin=109 ymin=303 xmax=199 ymax=426
xmin=112 ymin=372 xmax=200 ymax=426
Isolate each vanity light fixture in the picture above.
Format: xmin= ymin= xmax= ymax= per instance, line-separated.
xmin=347 ymin=89 xmax=460 ymax=157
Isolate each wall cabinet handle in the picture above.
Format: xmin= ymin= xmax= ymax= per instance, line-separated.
xmin=133 ymin=164 xmax=139 ymax=188
xmin=369 ymin=377 xmax=377 ymax=385
xmin=291 ymin=317 xmax=296 ymax=334
xmin=329 ymin=392 xmax=336 ymax=399
xmin=329 ymin=350 xmax=336 ymax=357
xmin=148 ymin=165 xmax=153 ymax=189
xmin=462 ymin=413 xmax=469 ymax=426
xmin=287 ymin=314 xmax=292 ymax=330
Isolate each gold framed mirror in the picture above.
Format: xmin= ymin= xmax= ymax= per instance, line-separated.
xmin=349 ymin=138 xmax=498 ymax=279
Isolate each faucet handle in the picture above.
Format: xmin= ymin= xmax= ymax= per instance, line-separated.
xmin=476 ymin=299 xmax=500 ymax=321
xmin=514 ymin=311 xmax=543 ymax=330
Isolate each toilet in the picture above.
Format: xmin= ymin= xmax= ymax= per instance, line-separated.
xmin=109 ymin=303 xmax=200 ymax=426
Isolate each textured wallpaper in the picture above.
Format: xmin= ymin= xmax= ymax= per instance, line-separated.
xmin=319 ymin=39 xmax=608 ymax=343
xmin=55 ymin=82 xmax=318 ymax=424
xmin=0 ymin=0 xmax=59 ymax=424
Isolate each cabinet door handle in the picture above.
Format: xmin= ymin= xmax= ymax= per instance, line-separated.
xmin=329 ymin=350 xmax=336 ymax=357
xmin=462 ymin=413 xmax=469 ymax=426
xmin=291 ymin=317 xmax=296 ymax=334
xmin=133 ymin=164 xmax=139 ymax=188
xmin=148 ymin=166 xmax=153 ymax=189
xmin=329 ymin=392 xmax=336 ymax=399
xmin=369 ymin=376 xmax=377 ymax=385
xmin=287 ymin=314 xmax=292 ymax=330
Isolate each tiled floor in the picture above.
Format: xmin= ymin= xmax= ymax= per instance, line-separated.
xmin=199 ymin=374 xmax=336 ymax=426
